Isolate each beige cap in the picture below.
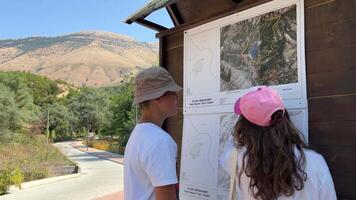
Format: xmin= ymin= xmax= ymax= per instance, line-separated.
xmin=133 ymin=67 xmax=182 ymax=104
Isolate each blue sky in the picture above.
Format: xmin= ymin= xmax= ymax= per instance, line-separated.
xmin=0 ymin=0 xmax=173 ymax=42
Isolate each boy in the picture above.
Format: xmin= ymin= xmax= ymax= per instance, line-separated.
xmin=124 ymin=67 xmax=182 ymax=200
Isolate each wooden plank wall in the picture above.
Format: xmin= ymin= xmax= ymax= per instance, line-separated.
xmin=160 ymin=0 xmax=356 ymax=198
xmin=306 ymin=0 xmax=356 ymax=199
xmin=161 ymin=32 xmax=184 ymax=173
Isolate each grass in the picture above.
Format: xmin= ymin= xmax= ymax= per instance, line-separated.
xmin=0 ymin=131 xmax=75 ymax=183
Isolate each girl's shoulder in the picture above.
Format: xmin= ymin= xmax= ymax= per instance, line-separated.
xmin=303 ymin=148 xmax=324 ymax=161
xmin=302 ymin=148 xmax=330 ymax=175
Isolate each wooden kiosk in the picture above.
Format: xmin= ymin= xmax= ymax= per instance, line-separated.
xmin=125 ymin=0 xmax=356 ymax=199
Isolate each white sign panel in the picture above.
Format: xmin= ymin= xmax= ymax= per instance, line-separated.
xmin=183 ymin=0 xmax=307 ymax=114
xmin=180 ymin=109 xmax=307 ymax=200
xmin=181 ymin=0 xmax=307 ymax=199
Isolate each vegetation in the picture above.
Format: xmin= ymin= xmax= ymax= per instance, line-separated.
xmin=0 ymin=167 xmax=23 ymax=195
xmin=0 ymin=71 xmax=136 ymax=194
xmin=0 ymin=132 xmax=74 ymax=194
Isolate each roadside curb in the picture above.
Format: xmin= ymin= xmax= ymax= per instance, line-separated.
xmin=95 ymin=191 xmax=124 ymax=200
xmin=70 ymin=141 xmax=124 ymax=165
xmin=8 ymin=172 xmax=81 ymax=193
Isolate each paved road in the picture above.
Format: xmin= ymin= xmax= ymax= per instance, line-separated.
xmin=0 ymin=142 xmax=124 ymax=200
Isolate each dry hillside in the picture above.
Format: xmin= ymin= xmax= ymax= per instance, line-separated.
xmin=0 ymin=31 xmax=158 ymax=87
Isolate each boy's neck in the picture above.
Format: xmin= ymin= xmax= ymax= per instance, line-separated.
xmin=140 ymin=110 xmax=166 ymax=128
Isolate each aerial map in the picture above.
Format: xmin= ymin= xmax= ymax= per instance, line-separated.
xmin=218 ymin=114 xmax=238 ymax=190
xmin=220 ymin=5 xmax=298 ymax=92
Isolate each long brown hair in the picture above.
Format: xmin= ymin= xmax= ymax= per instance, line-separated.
xmin=233 ymin=110 xmax=308 ymax=200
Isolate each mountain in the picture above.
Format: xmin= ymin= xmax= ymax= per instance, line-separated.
xmin=0 ymin=31 xmax=158 ymax=87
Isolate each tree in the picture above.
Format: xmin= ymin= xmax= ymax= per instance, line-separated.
xmin=109 ymin=82 xmax=136 ymax=146
xmin=47 ymin=102 xmax=71 ymax=136
xmin=0 ymin=71 xmax=61 ymax=108
xmin=14 ymin=82 xmax=41 ymax=124
xmin=0 ymin=72 xmax=42 ymax=125
xmin=0 ymin=84 xmax=22 ymax=131
xmin=67 ymin=88 xmax=111 ymax=134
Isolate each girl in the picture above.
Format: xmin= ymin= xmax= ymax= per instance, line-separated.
xmin=220 ymin=86 xmax=337 ymax=200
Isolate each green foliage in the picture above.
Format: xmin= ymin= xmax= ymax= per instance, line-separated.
xmin=0 ymin=169 xmax=12 ymax=195
xmin=109 ymin=81 xmax=136 ymax=146
xmin=0 ymin=72 xmax=56 ymax=133
xmin=0 ymin=71 xmax=146 ymax=193
xmin=15 ymin=82 xmax=41 ymax=124
xmin=67 ymin=87 xmax=112 ymax=134
xmin=0 ymin=167 xmax=24 ymax=195
xmin=0 ymin=84 xmax=22 ymax=131
xmin=0 ymin=71 xmax=136 ymax=158
xmin=50 ymin=130 xmax=56 ymax=140
xmin=108 ymin=142 xmax=126 ymax=154
xmin=0 ymin=71 xmax=60 ymax=108
xmin=9 ymin=168 xmax=23 ymax=188
xmin=0 ymin=71 xmax=72 ymax=139
xmin=47 ymin=102 xmax=72 ymax=136
xmin=0 ymin=70 xmax=139 ymax=196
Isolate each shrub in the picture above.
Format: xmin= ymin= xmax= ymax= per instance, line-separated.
xmin=0 ymin=167 xmax=24 ymax=195
xmin=108 ymin=142 xmax=125 ymax=154
xmin=92 ymin=140 xmax=110 ymax=151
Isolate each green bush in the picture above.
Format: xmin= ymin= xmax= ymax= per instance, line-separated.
xmin=108 ymin=141 xmax=125 ymax=155
xmin=10 ymin=168 xmax=23 ymax=188
xmin=50 ymin=130 xmax=56 ymax=141
xmin=0 ymin=167 xmax=24 ymax=195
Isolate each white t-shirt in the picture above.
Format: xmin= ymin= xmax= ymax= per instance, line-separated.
xmin=220 ymin=142 xmax=337 ymax=200
xmin=124 ymin=123 xmax=178 ymax=200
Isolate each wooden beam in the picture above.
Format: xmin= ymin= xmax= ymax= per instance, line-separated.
xmin=124 ymin=0 xmax=177 ymax=24
xmin=156 ymin=0 xmax=272 ymax=38
xmin=159 ymin=36 xmax=166 ymax=66
xmin=166 ymin=3 xmax=184 ymax=26
xmin=135 ymin=18 xmax=169 ymax=32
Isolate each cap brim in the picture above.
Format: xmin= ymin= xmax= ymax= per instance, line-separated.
xmin=133 ymin=83 xmax=182 ymax=104
xmin=169 ymin=84 xmax=182 ymax=93
xmin=234 ymin=98 xmax=242 ymax=115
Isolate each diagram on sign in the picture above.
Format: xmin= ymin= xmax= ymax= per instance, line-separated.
xmin=181 ymin=115 xmax=219 ymax=187
xmin=185 ymin=29 xmax=219 ymax=98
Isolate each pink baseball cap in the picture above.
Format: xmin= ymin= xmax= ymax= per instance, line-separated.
xmin=234 ymin=86 xmax=285 ymax=126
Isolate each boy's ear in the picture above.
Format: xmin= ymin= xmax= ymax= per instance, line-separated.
xmin=153 ymin=97 xmax=162 ymax=104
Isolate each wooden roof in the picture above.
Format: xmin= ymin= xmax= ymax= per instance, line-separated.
xmin=124 ymin=0 xmax=175 ymax=24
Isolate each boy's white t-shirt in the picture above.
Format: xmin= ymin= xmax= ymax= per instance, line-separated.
xmin=220 ymin=142 xmax=337 ymax=200
xmin=124 ymin=123 xmax=178 ymax=200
